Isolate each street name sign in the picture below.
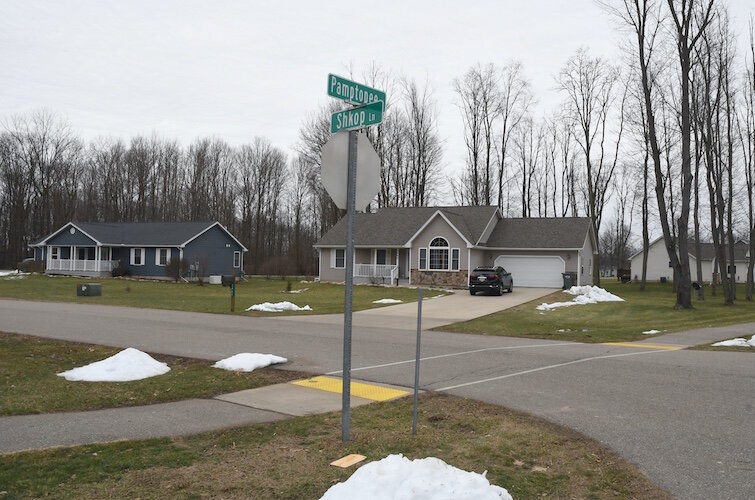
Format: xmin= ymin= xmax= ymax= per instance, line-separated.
xmin=330 ymin=101 xmax=383 ymax=134
xmin=327 ymin=73 xmax=386 ymax=106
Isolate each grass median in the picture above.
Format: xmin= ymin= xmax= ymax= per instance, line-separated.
xmin=0 ymin=274 xmax=444 ymax=315
xmin=0 ymin=332 xmax=301 ymax=416
xmin=440 ymin=282 xmax=755 ymax=343
xmin=0 ymin=393 xmax=669 ymax=499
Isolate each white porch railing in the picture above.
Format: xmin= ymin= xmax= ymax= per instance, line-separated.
xmin=47 ymin=259 xmax=120 ymax=272
xmin=355 ymin=264 xmax=399 ymax=281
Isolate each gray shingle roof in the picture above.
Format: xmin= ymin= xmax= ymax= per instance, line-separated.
xmin=315 ymin=206 xmax=499 ymax=247
xmin=71 ymin=221 xmax=216 ymax=246
xmin=690 ymin=241 xmax=749 ymax=261
xmin=482 ymin=217 xmax=593 ymax=249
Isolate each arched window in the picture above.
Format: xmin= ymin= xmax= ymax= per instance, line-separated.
xmin=429 ymin=237 xmax=449 ymax=270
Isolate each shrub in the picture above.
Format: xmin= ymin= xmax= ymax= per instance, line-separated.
xmin=165 ymin=258 xmax=188 ymax=282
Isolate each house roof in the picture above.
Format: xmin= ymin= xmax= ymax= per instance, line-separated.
xmin=315 ymin=207 xmax=592 ymax=250
xmin=691 ymin=241 xmax=749 ymax=261
xmin=33 ymin=221 xmax=247 ymax=250
xmin=483 ymin=217 xmax=594 ymax=249
xmin=630 ymin=236 xmax=749 ymax=261
xmin=315 ymin=206 xmax=499 ymax=247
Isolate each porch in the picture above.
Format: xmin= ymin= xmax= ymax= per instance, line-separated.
xmin=354 ymin=263 xmax=400 ymax=284
xmin=45 ymin=245 xmax=120 ymax=276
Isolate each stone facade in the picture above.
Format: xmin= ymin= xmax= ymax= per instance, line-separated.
xmin=411 ymin=269 xmax=467 ymax=288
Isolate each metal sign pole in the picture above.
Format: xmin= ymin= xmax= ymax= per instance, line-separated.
xmin=412 ymin=287 xmax=422 ymax=434
xmin=342 ymin=129 xmax=358 ymax=442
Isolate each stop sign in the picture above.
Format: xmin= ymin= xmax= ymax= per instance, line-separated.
xmin=320 ymin=132 xmax=381 ymax=210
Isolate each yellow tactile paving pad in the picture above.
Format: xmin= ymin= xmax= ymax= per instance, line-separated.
xmin=603 ymin=342 xmax=683 ymax=351
xmin=291 ymin=376 xmax=409 ymax=402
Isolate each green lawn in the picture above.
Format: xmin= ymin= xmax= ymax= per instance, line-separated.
xmin=0 ymin=393 xmax=669 ymax=499
xmin=0 ymin=274 xmax=444 ymax=315
xmin=440 ymin=282 xmax=755 ymax=343
xmin=0 ymin=332 xmax=302 ymax=416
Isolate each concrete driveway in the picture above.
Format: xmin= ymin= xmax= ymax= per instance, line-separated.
xmin=278 ymin=287 xmax=558 ymax=330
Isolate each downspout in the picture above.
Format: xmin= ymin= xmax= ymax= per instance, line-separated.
xmin=467 ymin=248 xmax=472 ymax=286
xmin=408 ymin=248 xmax=412 ymax=286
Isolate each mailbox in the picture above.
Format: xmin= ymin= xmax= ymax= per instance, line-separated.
xmin=221 ymin=275 xmax=234 ymax=287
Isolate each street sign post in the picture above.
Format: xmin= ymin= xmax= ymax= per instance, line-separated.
xmin=321 ymin=74 xmax=385 ymax=442
xmin=331 ymin=101 xmax=383 ymax=134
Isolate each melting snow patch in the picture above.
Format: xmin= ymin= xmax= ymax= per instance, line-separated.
xmin=320 ymin=454 xmax=512 ymax=500
xmin=373 ymin=298 xmax=403 ymax=304
xmin=57 ymin=348 xmax=170 ymax=382
xmin=537 ymin=286 xmax=624 ymax=311
xmin=213 ymin=353 xmax=287 ymax=372
xmin=712 ymin=335 xmax=755 ymax=348
xmin=247 ymin=301 xmax=312 ymax=312
xmin=642 ymin=329 xmax=662 ymax=335
xmin=0 ymin=270 xmax=29 ymax=279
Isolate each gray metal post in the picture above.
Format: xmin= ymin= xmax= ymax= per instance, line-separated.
xmin=412 ymin=287 xmax=422 ymax=434
xmin=341 ymin=129 xmax=358 ymax=442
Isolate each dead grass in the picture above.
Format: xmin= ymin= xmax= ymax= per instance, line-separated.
xmin=2 ymin=394 xmax=670 ymax=499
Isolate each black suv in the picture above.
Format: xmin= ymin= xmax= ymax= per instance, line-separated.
xmin=469 ymin=266 xmax=513 ymax=296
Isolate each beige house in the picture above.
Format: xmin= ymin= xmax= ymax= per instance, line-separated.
xmin=629 ymin=237 xmax=749 ymax=283
xmin=314 ymin=206 xmax=597 ymax=288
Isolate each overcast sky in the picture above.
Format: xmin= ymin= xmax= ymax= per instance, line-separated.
xmin=2 ymin=0 xmax=753 ymax=203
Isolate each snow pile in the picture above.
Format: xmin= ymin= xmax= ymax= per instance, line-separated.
xmin=57 ymin=348 xmax=170 ymax=382
xmin=246 ymin=301 xmax=312 ymax=312
xmin=0 ymin=270 xmax=29 ymax=279
xmin=373 ymin=298 xmax=403 ymax=304
xmin=536 ymin=286 xmax=624 ymax=311
xmin=642 ymin=329 xmax=662 ymax=335
xmin=320 ymin=454 xmax=512 ymax=500
xmin=213 ymin=353 xmax=287 ymax=371
xmin=712 ymin=335 xmax=755 ymax=348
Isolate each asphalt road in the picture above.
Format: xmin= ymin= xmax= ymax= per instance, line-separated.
xmin=1 ymin=297 xmax=753 ymax=499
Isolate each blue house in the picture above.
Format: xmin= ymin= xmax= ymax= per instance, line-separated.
xmin=30 ymin=221 xmax=247 ymax=279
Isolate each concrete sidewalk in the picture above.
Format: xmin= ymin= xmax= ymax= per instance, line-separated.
xmin=0 ymin=377 xmax=411 ymax=455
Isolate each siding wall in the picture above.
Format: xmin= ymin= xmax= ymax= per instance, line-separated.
xmin=183 ymin=225 xmax=245 ymax=277
xmin=579 ymin=234 xmax=595 ymax=286
xmin=46 ymin=226 xmax=97 ymax=246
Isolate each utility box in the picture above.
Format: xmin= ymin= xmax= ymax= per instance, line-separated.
xmin=77 ymin=283 xmax=102 ymax=296
xmin=221 ymin=275 xmax=234 ymax=287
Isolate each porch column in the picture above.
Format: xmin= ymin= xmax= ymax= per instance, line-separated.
xmin=46 ymin=245 xmax=50 ymax=270
xmin=577 ymin=253 xmax=582 ymax=286
xmin=96 ymin=246 xmax=100 ymax=272
xmin=71 ymin=246 xmax=75 ymax=271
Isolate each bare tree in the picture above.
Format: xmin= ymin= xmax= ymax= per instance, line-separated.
xmin=558 ymin=48 xmax=625 ymax=285
xmin=740 ymin=19 xmax=755 ymax=300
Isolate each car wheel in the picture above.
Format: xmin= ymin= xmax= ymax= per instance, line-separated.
xmin=508 ymin=282 xmax=513 ymax=293
xmin=469 ymin=289 xmax=476 ymax=296
xmin=498 ymin=285 xmax=504 ymax=296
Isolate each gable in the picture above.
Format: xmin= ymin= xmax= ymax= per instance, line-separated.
xmin=44 ymin=223 xmax=98 ymax=246
xmin=410 ymin=215 xmax=468 ymax=251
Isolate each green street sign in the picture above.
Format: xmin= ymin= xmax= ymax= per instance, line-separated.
xmin=331 ymin=101 xmax=383 ymax=133
xmin=327 ymin=74 xmax=386 ymax=107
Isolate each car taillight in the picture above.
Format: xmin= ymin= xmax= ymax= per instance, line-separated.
xmin=493 ymin=274 xmax=498 ymax=281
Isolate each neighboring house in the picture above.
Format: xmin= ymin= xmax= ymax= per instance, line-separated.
xmin=629 ymin=237 xmax=749 ymax=283
xmin=30 ymin=221 xmax=247 ymax=279
xmin=314 ymin=206 xmax=596 ymax=288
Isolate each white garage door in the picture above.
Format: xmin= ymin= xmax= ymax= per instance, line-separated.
xmin=494 ymin=255 xmax=565 ymax=288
